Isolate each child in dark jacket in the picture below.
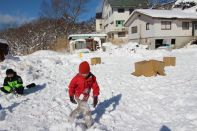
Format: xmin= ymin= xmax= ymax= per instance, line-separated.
xmin=68 ymin=61 xmax=100 ymax=128
xmin=1 ymin=69 xmax=24 ymax=95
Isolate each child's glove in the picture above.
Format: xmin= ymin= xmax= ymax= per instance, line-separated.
xmin=70 ymin=96 xmax=77 ymax=104
xmin=93 ymin=96 xmax=98 ymax=108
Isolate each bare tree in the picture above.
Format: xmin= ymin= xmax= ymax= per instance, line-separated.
xmin=40 ymin=0 xmax=90 ymax=35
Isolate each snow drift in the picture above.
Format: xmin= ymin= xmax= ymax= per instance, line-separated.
xmin=0 ymin=43 xmax=197 ymax=131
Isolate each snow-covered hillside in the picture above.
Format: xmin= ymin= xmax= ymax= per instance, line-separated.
xmin=0 ymin=43 xmax=197 ymax=131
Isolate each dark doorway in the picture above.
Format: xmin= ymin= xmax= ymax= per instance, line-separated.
xmin=192 ymin=21 xmax=197 ymax=36
xmin=171 ymin=39 xmax=176 ymax=45
xmin=0 ymin=42 xmax=9 ymax=61
xmin=155 ymin=39 xmax=163 ymax=48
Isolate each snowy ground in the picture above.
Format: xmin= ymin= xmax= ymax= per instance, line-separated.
xmin=0 ymin=43 xmax=197 ymax=131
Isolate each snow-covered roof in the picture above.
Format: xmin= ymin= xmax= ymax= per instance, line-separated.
xmin=0 ymin=39 xmax=7 ymax=44
xmin=175 ymin=0 xmax=197 ymax=5
xmin=125 ymin=9 xmax=197 ymax=26
xmin=74 ymin=39 xmax=86 ymax=42
xmin=135 ymin=9 xmax=197 ymax=19
xmin=69 ymin=34 xmax=107 ymax=37
xmin=182 ymin=5 xmax=197 ymax=13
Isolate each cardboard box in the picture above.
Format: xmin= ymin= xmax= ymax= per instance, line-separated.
xmin=132 ymin=61 xmax=156 ymax=77
xmin=163 ymin=57 xmax=176 ymax=66
xmin=150 ymin=60 xmax=166 ymax=76
xmin=91 ymin=57 xmax=101 ymax=65
xmin=132 ymin=60 xmax=166 ymax=77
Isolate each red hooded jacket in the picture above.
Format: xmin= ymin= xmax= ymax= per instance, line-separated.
xmin=68 ymin=73 xmax=100 ymax=101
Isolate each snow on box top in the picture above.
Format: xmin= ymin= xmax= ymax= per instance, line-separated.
xmin=133 ymin=9 xmax=197 ymax=19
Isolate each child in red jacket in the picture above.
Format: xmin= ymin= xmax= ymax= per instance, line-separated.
xmin=68 ymin=61 xmax=100 ymax=127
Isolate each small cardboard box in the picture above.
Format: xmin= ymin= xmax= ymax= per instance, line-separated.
xmin=163 ymin=57 xmax=176 ymax=66
xmin=91 ymin=57 xmax=101 ymax=65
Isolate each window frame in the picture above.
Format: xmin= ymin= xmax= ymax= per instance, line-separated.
xmin=131 ymin=26 xmax=138 ymax=34
xmin=161 ymin=21 xmax=171 ymax=30
xmin=116 ymin=20 xmax=125 ymax=27
xmin=118 ymin=32 xmax=126 ymax=37
xmin=182 ymin=22 xmax=189 ymax=30
xmin=118 ymin=8 xmax=125 ymax=13
xmin=146 ymin=23 xmax=150 ymax=30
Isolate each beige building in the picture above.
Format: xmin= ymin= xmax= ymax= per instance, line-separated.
xmin=124 ymin=9 xmax=197 ymax=49
xmin=96 ymin=0 xmax=148 ymax=44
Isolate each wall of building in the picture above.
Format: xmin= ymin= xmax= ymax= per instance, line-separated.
xmin=129 ymin=36 xmax=197 ymax=49
xmin=96 ymin=19 xmax=103 ymax=32
xmin=153 ymin=19 xmax=193 ymax=37
xmin=127 ymin=13 xmax=197 ymax=49
xmin=128 ymin=13 xmax=155 ymax=40
xmin=102 ymin=1 xmax=132 ymax=39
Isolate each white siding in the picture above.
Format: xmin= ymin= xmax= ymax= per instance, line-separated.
xmin=96 ymin=19 xmax=103 ymax=32
xmin=153 ymin=19 xmax=193 ymax=37
xmin=128 ymin=14 xmax=154 ymax=40
xmin=128 ymin=14 xmax=194 ymax=39
xmin=102 ymin=2 xmax=131 ymax=36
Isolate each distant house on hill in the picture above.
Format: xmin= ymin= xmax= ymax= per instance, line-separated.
xmin=96 ymin=0 xmax=148 ymax=44
xmin=124 ymin=9 xmax=197 ymax=49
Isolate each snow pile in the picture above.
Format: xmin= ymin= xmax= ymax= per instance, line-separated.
xmin=0 ymin=43 xmax=197 ymax=131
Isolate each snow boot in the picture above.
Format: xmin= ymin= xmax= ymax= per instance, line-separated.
xmin=26 ymin=83 xmax=36 ymax=89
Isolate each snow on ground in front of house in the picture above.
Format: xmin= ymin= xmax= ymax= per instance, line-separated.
xmin=0 ymin=43 xmax=197 ymax=131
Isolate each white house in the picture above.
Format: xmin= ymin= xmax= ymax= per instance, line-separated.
xmin=96 ymin=0 xmax=148 ymax=43
xmin=124 ymin=9 xmax=197 ymax=49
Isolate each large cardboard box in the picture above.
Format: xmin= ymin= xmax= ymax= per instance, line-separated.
xmin=91 ymin=57 xmax=101 ymax=65
xmin=132 ymin=60 xmax=166 ymax=77
xmin=132 ymin=61 xmax=156 ymax=77
xmin=163 ymin=57 xmax=176 ymax=66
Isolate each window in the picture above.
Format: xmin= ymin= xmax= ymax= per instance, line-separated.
xmin=116 ymin=20 xmax=125 ymax=27
xmin=129 ymin=9 xmax=134 ymax=14
xmin=161 ymin=21 xmax=171 ymax=30
xmin=118 ymin=32 xmax=126 ymax=37
xmin=118 ymin=8 xmax=125 ymax=13
xmin=99 ymin=24 xmax=102 ymax=29
xmin=182 ymin=22 xmax=189 ymax=30
xmin=171 ymin=39 xmax=176 ymax=45
xmin=195 ymin=24 xmax=197 ymax=30
xmin=75 ymin=41 xmax=87 ymax=49
xmin=131 ymin=26 xmax=137 ymax=34
xmin=146 ymin=23 xmax=150 ymax=30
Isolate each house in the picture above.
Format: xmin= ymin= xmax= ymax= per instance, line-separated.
xmin=0 ymin=39 xmax=9 ymax=61
xmin=124 ymin=9 xmax=197 ymax=49
xmin=68 ymin=34 xmax=107 ymax=53
xmin=96 ymin=0 xmax=148 ymax=44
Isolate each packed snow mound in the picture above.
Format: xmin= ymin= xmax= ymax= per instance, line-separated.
xmin=0 ymin=43 xmax=197 ymax=131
